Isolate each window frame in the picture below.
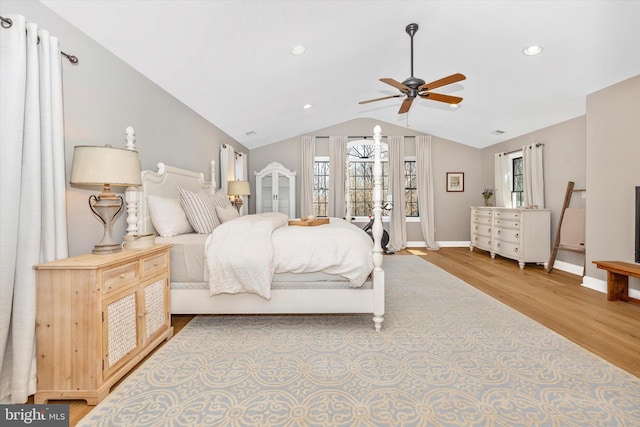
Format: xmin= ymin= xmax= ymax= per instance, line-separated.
xmin=510 ymin=151 xmax=524 ymax=207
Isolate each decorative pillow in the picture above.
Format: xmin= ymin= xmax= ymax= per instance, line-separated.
xmin=178 ymin=187 xmax=221 ymax=233
xmin=147 ymin=196 xmax=193 ymax=237
xmin=211 ymin=187 xmax=233 ymax=208
xmin=216 ymin=205 xmax=240 ymax=223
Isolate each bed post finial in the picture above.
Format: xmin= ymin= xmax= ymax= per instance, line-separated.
xmin=125 ymin=126 xmax=136 ymax=151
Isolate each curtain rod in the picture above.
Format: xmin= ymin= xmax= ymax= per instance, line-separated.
xmin=0 ymin=15 xmax=79 ymax=64
xmin=313 ymin=135 xmax=416 ymax=139
xmin=501 ymin=143 xmax=544 ymax=156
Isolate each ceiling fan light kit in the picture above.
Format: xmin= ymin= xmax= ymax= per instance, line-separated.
xmin=360 ymin=23 xmax=466 ymax=114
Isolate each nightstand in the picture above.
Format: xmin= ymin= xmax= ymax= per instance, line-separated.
xmin=34 ymin=244 xmax=173 ymax=405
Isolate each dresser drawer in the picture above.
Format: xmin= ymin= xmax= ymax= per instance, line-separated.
xmin=495 ymin=228 xmax=520 ymax=243
xmin=141 ymin=251 xmax=168 ymax=278
xmin=472 ymin=209 xmax=493 ymax=218
xmin=102 ymin=261 xmax=139 ymax=293
xmin=494 ymin=219 xmax=520 ymax=229
xmin=472 ymin=223 xmax=492 ymax=237
xmin=473 ymin=215 xmax=493 ymax=226
xmin=472 ymin=235 xmax=492 ymax=251
xmin=494 ymin=210 xmax=520 ymax=221
xmin=495 ymin=241 xmax=520 ymax=259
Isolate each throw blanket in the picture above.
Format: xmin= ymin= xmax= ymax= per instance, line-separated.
xmin=205 ymin=214 xmax=373 ymax=300
xmin=205 ymin=212 xmax=288 ymax=299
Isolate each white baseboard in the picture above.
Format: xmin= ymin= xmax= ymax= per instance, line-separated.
xmin=407 ymin=241 xmax=470 ymax=248
xmin=551 ymin=260 xmax=583 ymax=276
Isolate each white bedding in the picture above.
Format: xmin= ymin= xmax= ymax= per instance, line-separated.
xmin=205 ymin=213 xmax=373 ymax=299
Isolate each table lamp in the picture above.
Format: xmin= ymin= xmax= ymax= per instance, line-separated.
xmin=70 ymin=145 xmax=142 ymax=254
xmin=227 ymin=180 xmax=251 ymax=213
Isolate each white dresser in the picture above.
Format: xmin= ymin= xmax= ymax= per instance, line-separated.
xmin=470 ymin=207 xmax=551 ymax=269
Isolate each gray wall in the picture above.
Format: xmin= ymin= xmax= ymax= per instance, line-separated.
xmin=1 ymin=0 xmax=248 ymax=257
xmin=479 ymin=116 xmax=587 ymax=266
xmin=249 ymin=118 xmax=482 ymax=243
xmin=585 ymin=75 xmax=640 ymax=289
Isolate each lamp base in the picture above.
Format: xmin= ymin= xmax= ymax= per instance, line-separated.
xmin=92 ymin=243 xmax=123 ymax=255
xmin=89 ymin=193 xmax=124 ymax=255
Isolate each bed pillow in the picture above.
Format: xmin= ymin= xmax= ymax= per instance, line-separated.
xmin=211 ymin=187 xmax=233 ymax=208
xmin=178 ymin=187 xmax=221 ymax=233
xmin=147 ymin=195 xmax=193 ymax=237
xmin=216 ymin=205 xmax=240 ymax=223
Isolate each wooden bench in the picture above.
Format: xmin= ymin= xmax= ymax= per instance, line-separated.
xmin=593 ymin=261 xmax=640 ymax=304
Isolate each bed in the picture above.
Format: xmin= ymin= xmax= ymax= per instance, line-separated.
xmin=134 ymin=126 xmax=385 ymax=330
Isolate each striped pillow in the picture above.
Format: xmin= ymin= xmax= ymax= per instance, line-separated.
xmin=177 ymin=187 xmax=221 ymax=233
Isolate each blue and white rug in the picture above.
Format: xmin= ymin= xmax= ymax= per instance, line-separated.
xmin=79 ymin=255 xmax=640 ymax=426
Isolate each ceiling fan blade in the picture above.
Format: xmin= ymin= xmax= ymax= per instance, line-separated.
xmin=418 ymin=73 xmax=466 ymax=92
xmin=380 ymin=78 xmax=410 ymax=91
xmin=398 ymin=97 xmax=414 ymax=114
xmin=419 ymin=92 xmax=463 ymax=104
xmin=359 ymin=94 xmax=403 ymax=105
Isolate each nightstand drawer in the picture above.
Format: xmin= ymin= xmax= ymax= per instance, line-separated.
xmin=103 ymin=261 xmax=138 ymax=293
xmin=141 ymin=251 xmax=168 ymax=278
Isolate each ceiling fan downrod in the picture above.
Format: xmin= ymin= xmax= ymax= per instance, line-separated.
xmin=406 ymin=23 xmax=419 ymax=78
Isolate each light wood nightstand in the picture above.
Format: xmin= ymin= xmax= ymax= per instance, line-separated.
xmin=34 ymin=244 xmax=173 ymax=405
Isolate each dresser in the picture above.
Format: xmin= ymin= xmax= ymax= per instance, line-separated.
xmin=34 ymin=244 xmax=173 ymax=405
xmin=470 ymin=207 xmax=551 ymax=269
xmin=255 ymin=161 xmax=296 ymax=217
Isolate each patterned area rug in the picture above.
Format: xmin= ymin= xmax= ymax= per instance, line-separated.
xmin=79 ymin=255 xmax=640 ymax=426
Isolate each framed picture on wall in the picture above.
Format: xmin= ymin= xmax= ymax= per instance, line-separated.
xmin=446 ymin=172 xmax=464 ymax=192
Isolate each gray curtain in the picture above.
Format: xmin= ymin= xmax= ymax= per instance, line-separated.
xmin=416 ymin=135 xmax=440 ymax=250
xmin=300 ymin=136 xmax=315 ymax=217
xmin=328 ymin=136 xmax=347 ymax=218
xmin=387 ymin=136 xmax=406 ymax=251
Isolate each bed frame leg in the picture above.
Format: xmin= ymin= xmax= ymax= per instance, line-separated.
xmin=373 ymin=316 xmax=384 ymax=332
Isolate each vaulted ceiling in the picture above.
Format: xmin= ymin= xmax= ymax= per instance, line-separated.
xmin=41 ymin=0 xmax=640 ymax=149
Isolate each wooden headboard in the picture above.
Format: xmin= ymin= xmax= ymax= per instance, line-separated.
xmin=138 ymin=161 xmax=217 ymax=235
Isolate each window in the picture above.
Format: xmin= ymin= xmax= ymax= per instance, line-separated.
xmin=404 ymin=160 xmax=418 ymax=217
xmin=313 ymin=158 xmax=329 ymax=216
xmin=512 ymin=156 xmax=524 ymax=207
xmin=312 ymin=142 xmax=418 ymax=218
xmin=347 ymin=143 xmax=389 ymax=217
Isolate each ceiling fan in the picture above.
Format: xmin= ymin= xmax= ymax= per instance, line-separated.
xmin=359 ymin=23 xmax=466 ymax=114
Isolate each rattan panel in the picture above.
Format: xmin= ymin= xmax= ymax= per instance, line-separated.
xmin=145 ymin=279 xmax=165 ymax=339
xmin=107 ymin=293 xmax=137 ymax=367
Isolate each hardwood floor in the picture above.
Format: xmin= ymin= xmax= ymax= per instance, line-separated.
xmin=406 ymin=246 xmax=640 ymax=379
xmin=54 ymin=247 xmax=639 ymax=425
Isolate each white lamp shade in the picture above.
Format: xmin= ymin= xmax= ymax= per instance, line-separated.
xmin=227 ymin=180 xmax=250 ymax=196
xmin=70 ymin=145 xmax=142 ymax=187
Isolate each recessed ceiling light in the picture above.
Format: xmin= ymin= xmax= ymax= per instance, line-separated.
xmin=302 ymin=104 xmax=313 ymax=110
xmin=245 ymin=131 xmax=256 ymax=137
xmin=522 ymin=45 xmax=543 ymax=56
xmin=291 ymin=45 xmax=306 ymax=55
xmin=491 ymin=130 xmax=506 ymax=135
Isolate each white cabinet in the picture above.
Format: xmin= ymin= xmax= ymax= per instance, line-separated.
xmin=255 ymin=162 xmax=296 ymax=218
xmin=470 ymin=207 xmax=551 ymax=269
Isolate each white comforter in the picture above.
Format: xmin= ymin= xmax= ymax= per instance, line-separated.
xmin=205 ymin=213 xmax=373 ymax=299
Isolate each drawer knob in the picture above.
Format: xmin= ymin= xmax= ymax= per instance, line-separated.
xmin=515 ymin=233 xmax=519 ymax=238
xmin=514 ymin=247 xmax=519 ymax=253
xmin=119 ymin=273 xmax=126 ymax=279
